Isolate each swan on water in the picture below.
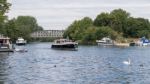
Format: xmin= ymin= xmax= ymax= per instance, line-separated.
xmin=123 ymin=58 xmax=131 ymax=65
xmin=15 ymin=48 xmax=28 ymax=52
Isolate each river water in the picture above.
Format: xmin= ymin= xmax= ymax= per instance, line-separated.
xmin=0 ymin=42 xmax=150 ymax=84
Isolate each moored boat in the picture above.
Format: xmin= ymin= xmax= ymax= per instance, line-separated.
xmin=16 ymin=37 xmax=27 ymax=45
xmin=136 ymin=37 xmax=150 ymax=46
xmin=51 ymin=39 xmax=78 ymax=50
xmin=96 ymin=37 xmax=114 ymax=46
xmin=129 ymin=37 xmax=150 ymax=46
xmin=0 ymin=36 xmax=14 ymax=52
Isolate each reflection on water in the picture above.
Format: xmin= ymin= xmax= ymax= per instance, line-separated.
xmin=0 ymin=43 xmax=150 ymax=84
xmin=0 ymin=53 xmax=10 ymax=84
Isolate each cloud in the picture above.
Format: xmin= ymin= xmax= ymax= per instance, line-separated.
xmin=7 ymin=0 xmax=150 ymax=30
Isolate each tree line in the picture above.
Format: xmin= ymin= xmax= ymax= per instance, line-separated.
xmin=0 ymin=0 xmax=43 ymax=42
xmin=64 ymin=9 xmax=150 ymax=44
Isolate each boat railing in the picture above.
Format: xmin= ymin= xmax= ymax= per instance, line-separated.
xmin=0 ymin=43 xmax=10 ymax=48
xmin=0 ymin=43 xmax=9 ymax=45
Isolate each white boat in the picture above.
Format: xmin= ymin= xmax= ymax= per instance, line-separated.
xmin=136 ymin=37 xmax=150 ymax=46
xmin=16 ymin=37 xmax=27 ymax=45
xmin=51 ymin=39 xmax=78 ymax=50
xmin=96 ymin=37 xmax=114 ymax=46
xmin=0 ymin=37 xmax=14 ymax=52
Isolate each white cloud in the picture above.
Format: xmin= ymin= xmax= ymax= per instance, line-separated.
xmin=7 ymin=0 xmax=150 ymax=30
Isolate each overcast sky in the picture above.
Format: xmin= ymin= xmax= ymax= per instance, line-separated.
xmin=7 ymin=0 xmax=150 ymax=30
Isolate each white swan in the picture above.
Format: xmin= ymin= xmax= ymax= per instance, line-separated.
xmin=123 ymin=58 xmax=131 ymax=65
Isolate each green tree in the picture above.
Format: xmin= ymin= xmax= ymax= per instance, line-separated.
xmin=63 ymin=17 xmax=93 ymax=40
xmin=125 ymin=17 xmax=150 ymax=38
xmin=0 ymin=0 xmax=11 ymax=34
xmin=5 ymin=16 xmax=43 ymax=42
xmin=95 ymin=26 xmax=118 ymax=40
xmin=5 ymin=19 xmax=18 ymax=42
xmin=0 ymin=0 xmax=10 ymax=15
xmin=94 ymin=12 xmax=112 ymax=27
xmin=81 ymin=27 xmax=96 ymax=44
xmin=110 ymin=9 xmax=130 ymax=33
xmin=64 ymin=8 xmax=150 ymax=44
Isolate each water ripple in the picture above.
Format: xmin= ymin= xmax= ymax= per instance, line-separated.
xmin=0 ymin=43 xmax=150 ymax=84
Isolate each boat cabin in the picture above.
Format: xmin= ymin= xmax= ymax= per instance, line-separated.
xmin=96 ymin=37 xmax=114 ymax=46
xmin=52 ymin=39 xmax=78 ymax=50
xmin=54 ymin=39 xmax=72 ymax=44
xmin=16 ymin=37 xmax=27 ymax=45
xmin=0 ymin=35 xmax=14 ymax=52
xmin=137 ymin=37 xmax=150 ymax=46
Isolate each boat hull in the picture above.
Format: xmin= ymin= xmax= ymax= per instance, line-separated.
xmin=97 ymin=43 xmax=114 ymax=46
xmin=16 ymin=43 xmax=26 ymax=45
xmin=0 ymin=44 xmax=14 ymax=52
xmin=51 ymin=44 xmax=78 ymax=50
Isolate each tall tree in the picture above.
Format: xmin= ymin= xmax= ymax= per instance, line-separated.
xmin=94 ymin=12 xmax=112 ymax=27
xmin=0 ymin=0 xmax=11 ymax=34
xmin=125 ymin=17 xmax=150 ymax=38
xmin=82 ymin=27 xmax=96 ymax=44
xmin=63 ymin=17 xmax=93 ymax=40
xmin=64 ymin=8 xmax=150 ymax=44
xmin=110 ymin=9 xmax=130 ymax=33
xmin=0 ymin=0 xmax=10 ymax=15
xmin=5 ymin=16 xmax=43 ymax=42
xmin=95 ymin=26 xmax=118 ymax=40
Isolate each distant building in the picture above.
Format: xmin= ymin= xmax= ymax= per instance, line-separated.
xmin=31 ymin=30 xmax=65 ymax=38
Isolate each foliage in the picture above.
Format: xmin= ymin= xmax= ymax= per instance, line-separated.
xmin=0 ymin=0 xmax=11 ymax=33
xmin=63 ymin=17 xmax=93 ymax=40
xmin=110 ymin=9 xmax=130 ymax=33
xmin=81 ymin=26 xmax=97 ymax=44
xmin=95 ymin=26 xmax=118 ymax=40
xmin=64 ymin=9 xmax=150 ymax=44
xmin=5 ymin=16 xmax=43 ymax=42
xmin=94 ymin=13 xmax=112 ymax=27
xmin=0 ymin=0 xmax=11 ymax=15
xmin=125 ymin=17 xmax=150 ymax=38
xmin=0 ymin=0 xmax=43 ymax=42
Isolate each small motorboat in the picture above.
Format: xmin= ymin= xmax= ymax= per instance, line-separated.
xmin=51 ymin=39 xmax=78 ymax=50
xmin=137 ymin=37 xmax=150 ymax=46
xmin=96 ymin=37 xmax=114 ymax=46
xmin=16 ymin=37 xmax=27 ymax=45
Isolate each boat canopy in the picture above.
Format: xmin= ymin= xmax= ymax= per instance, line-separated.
xmin=96 ymin=37 xmax=113 ymax=43
xmin=17 ymin=37 xmax=25 ymax=40
xmin=140 ymin=37 xmax=150 ymax=43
